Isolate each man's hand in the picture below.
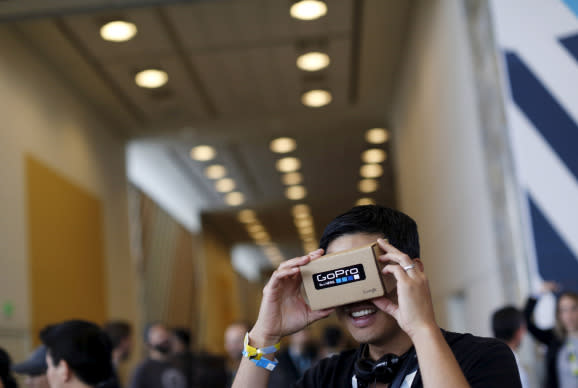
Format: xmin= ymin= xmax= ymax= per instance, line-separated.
xmin=249 ymin=249 xmax=334 ymax=347
xmin=371 ymin=239 xmax=438 ymax=339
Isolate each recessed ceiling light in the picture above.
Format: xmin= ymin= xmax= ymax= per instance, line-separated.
xmin=215 ymin=178 xmax=236 ymax=193
xmin=205 ymin=164 xmax=227 ymax=179
xmin=276 ymin=157 xmax=301 ymax=173
xmin=292 ymin=204 xmax=310 ymax=216
xmin=238 ymin=209 xmax=256 ymax=223
xmin=190 ymin=145 xmax=216 ymax=161
xmin=286 ymin=185 xmax=307 ymax=200
xmin=358 ymin=179 xmax=379 ymax=193
xmin=301 ymin=89 xmax=332 ymax=108
xmin=295 ymin=217 xmax=312 ymax=228
xmin=361 ymin=149 xmax=387 ymax=164
xmin=255 ymin=237 xmax=272 ymax=245
xmin=297 ymin=52 xmax=330 ymax=72
xmin=252 ymin=230 xmax=270 ymax=241
xmin=365 ymin=128 xmax=390 ymax=144
xmin=282 ymin=172 xmax=303 ymax=186
xmin=247 ymin=223 xmax=264 ymax=233
xmin=100 ymin=20 xmax=137 ymax=42
xmin=134 ymin=69 xmax=168 ymax=88
xmin=302 ymin=236 xmax=316 ymax=243
xmin=360 ymin=164 xmax=383 ymax=179
xmin=290 ymin=0 xmax=327 ymax=20
xmin=270 ymin=137 xmax=297 ymax=153
xmin=356 ymin=198 xmax=376 ymax=206
xmin=225 ymin=192 xmax=244 ymax=206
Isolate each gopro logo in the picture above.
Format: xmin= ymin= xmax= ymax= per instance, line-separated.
xmin=313 ymin=264 xmax=366 ymax=290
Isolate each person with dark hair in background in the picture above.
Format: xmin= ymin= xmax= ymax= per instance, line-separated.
xmin=102 ymin=321 xmax=133 ymax=370
xmin=102 ymin=321 xmax=132 ymax=388
xmin=524 ymin=282 xmax=578 ymax=388
xmin=170 ymin=328 xmax=194 ymax=387
xmin=267 ymin=329 xmax=317 ymax=388
xmin=12 ymin=345 xmax=49 ymax=388
xmin=40 ymin=320 xmax=114 ymax=388
xmin=0 ymin=347 xmax=18 ymax=388
xmin=233 ymin=205 xmax=522 ymax=388
xmin=319 ymin=325 xmax=347 ymax=359
xmin=492 ymin=306 xmax=530 ymax=388
xmin=129 ymin=322 xmax=185 ymax=388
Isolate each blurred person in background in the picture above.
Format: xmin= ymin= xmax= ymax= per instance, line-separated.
xmin=129 ymin=322 xmax=185 ymax=388
xmin=102 ymin=321 xmax=133 ymax=370
xmin=170 ymin=327 xmax=194 ymax=387
xmin=318 ymin=325 xmax=346 ymax=359
xmin=102 ymin=321 xmax=133 ymax=388
xmin=0 ymin=347 xmax=18 ymax=388
xmin=524 ymin=282 xmax=578 ymax=388
xmin=40 ymin=320 xmax=114 ymax=388
xmin=12 ymin=345 xmax=49 ymax=388
xmin=267 ymin=329 xmax=317 ymax=388
xmin=492 ymin=306 xmax=530 ymax=388
xmin=223 ymin=321 xmax=250 ymax=387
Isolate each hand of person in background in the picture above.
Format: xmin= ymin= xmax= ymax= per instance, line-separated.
xmin=540 ymin=281 xmax=560 ymax=295
xmin=249 ymin=249 xmax=335 ymax=347
xmin=372 ymin=238 xmax=437 ymax=339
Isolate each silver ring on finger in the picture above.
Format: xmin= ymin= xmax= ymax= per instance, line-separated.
xmin=402 ymin=263 xmax=416 ymax=272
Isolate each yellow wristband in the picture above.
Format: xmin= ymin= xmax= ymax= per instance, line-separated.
xmin=242 ymin=332 xmax=280 ymax=360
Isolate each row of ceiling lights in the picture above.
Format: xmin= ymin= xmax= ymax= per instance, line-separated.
xmin=237 ymin=209 xmax=284 ymax=265
xmin=98 ymin=1 xmax=333 ymax=106
xmin=355 ymin=128 xmax=390 ymax=206
xmin=190 ymin=145 xmax=246 ymax=206
xmin=194 ymin=126 xmax=388 ymax=259
xmin=269 ymin=137 xmax=319 ymax=253
xmin=188 ymin=127 xmax=389 ymax=208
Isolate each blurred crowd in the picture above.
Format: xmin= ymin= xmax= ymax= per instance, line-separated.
xmin=0 ymin=319 xmax=353 ymax=388
xmin=0 ymin=282 xmax=576 ymax=388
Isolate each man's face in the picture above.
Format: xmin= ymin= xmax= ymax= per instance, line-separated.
xmin=330 ymin=233 xmax=402 ymax=346
xmin=24 ymin=374 xmax=50 ymax=388
xmin=148 ymin=325 xmax=172 ymax=354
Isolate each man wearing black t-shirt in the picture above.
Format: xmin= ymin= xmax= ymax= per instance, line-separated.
xmin=232 ymin=205 xmax=522 ymax=388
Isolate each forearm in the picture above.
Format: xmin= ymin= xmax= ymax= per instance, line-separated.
xmin=412 ymin=326 xmax=470 ymax=388
xmin=231 ymin=356 xmax=272 ymax=388
xmin=231 ymin=331 xmax=280 ymax=388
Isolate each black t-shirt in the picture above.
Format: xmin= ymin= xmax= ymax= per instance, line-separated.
xmin=296 ymin=331 xmax=522 ymax=388
xmin=129 ymin=359 xmax=187 ymax=388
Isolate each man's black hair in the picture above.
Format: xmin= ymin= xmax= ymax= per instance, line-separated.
xmin=319 ymin=205 xmax=420 ymax=259
xmin=40 ymin=320 xmax=113 ymax=386
xmin=491 ymin=306 xmax=524 ymax=341
xmin=102 ymin=320 xmax=132 ymax=349
xmin=171 ymin=327 xmax=191 ymax=349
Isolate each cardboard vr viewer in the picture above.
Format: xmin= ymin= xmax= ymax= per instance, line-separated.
xmin=299 ymin=241 xmax=397 ymax=310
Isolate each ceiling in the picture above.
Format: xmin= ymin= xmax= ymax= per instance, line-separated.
xmin=3 ymin=0 xmax=414 ymax=261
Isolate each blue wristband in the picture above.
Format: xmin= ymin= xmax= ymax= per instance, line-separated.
xmin=250 ymin=357 xmax=278 ymax=371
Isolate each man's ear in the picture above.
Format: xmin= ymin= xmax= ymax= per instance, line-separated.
xmin=57 ymin=359 xmax=73 ymax=382
xmin=414 ymin=258 xmax=425 ymax=272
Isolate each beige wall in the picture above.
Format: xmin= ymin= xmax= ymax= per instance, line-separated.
xmin=0 ymin=25 xmax=139 ymax=368
xmin=391 ymin=0 xmax=507 ymax=336
xmin=198 ymin=220 xmax=256 ymax=354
